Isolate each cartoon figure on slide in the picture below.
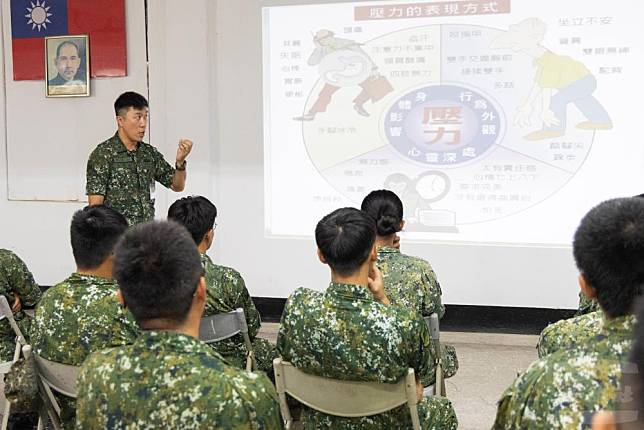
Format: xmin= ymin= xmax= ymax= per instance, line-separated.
xmin=294 ymin=29 xmax=393 ymax=121
xmin=492 ymin=18 xmax=612 ymax=141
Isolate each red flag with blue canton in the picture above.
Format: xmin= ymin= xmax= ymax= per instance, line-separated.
xmin=10 ymin=0 xmax=126 ymax=80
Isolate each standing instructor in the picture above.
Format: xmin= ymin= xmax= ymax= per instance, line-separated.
xmin=86 ymin=91 xmax=193 ymax=225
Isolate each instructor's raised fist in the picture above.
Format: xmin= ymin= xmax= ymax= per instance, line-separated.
xmin=176 ymin=139 xmax=193 ymax=163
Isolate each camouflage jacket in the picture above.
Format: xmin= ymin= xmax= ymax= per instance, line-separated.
xmin=377 ymin=247 xmax=444 ymax=318
xmin=575 ymin=292 xmax=600 ymax=317
xmin=31 ymin=273 xmax=139 ymax=365
xmin=201 ymin=254 xmax=262 ymax=352
xmin=0 ymin=249 xmax=42 ymax=361
xmin=493 ymin=314 xmax=635 ymax=429
xmin=537 ymin=310 xmax=603 ymax=358
xmin=85 ymin=133 xmax=175 ymax=225
xmin=277 ymin=283 xmax=456 ymax=429
xmin=76 ymin=330 xmax=283 ymax=429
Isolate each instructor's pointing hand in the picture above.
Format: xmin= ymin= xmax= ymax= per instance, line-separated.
xmin=176 ymin=139 xmax=193 ymax=163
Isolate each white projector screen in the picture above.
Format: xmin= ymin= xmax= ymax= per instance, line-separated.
xmin=262 ymin=0 xmax=643 ymax=246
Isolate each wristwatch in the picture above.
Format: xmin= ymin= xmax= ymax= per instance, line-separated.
xmin=175 ymin=160 xmax=187 ymax=171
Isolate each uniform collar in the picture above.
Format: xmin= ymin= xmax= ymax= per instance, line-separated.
xmin=326 ymin=282 xmax=374 ymax=301
xmin=111 ymin=132 xmax=140 ymax=153
xmin=599 ymin=314 xmax=636 ymax=338
xmin=135 ymin=330 xmax=210 ymax=355
xmin=377 ymin=246 xmax=400 ymax=255
xmin=68 ymin=272 xmax=116 ymax=287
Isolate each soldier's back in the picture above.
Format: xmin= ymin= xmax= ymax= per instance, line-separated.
xmin=377 ymin=247 xmax=444 ymax=318
xmin=277 ymin=284 xmax=458 ymax=429
xmin=537 ymin=310 xmax=603 ymax=358
xmin=76 ymin=330 xmax=282 ymax=429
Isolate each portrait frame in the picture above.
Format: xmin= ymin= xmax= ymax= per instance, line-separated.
xmin=45 ymin=35 xmax=90 ymax=98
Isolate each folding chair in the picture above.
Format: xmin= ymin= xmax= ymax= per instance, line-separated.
xmin=425 ymin=313 xmax=446 ymax=397
xmin=199 ymin=308 xmax=256 ymax=371
xmin=33 ymin=353 xmax=79 ymax=430
xmin=273 ymin=358 xmax=421 ymax=430
xmin=0 ymin=296 xmax=26 ymax=430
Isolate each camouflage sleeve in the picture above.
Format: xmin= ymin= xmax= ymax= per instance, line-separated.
xmin=151 ymin=146 xmax=175 ymax=189
xmin=276 ymin=290 xmax=298 ymax=358
xmin=232 ymin=272 xmax=261 ymax=340
xmin=227 ymin=371 xmax=283 ymax=429
xmin=537 ymin=322 xmax=560 ymax=358
xmin=408 ymin=312 xmax=435 ymax=385
xmin=86 ymin=147 xmax=109 ymax=196
xmin=421 ymin=265 xmax=445 ymax=319
xmin=2 ymin=251 xmax=41 ymax=306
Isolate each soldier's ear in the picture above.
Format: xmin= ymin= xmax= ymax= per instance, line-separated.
xmin=317 ymin=248 xmax=327 ymax=265
xmin=116 ymin=290 xmax=126 ymax=308
xmin=116 ymin=114 xmax=124 ymax=129
xmin=578 ymin=273 xmax=596 ymax=299
xmin=590 ymin=411 xmax=616 ymax=430
xmin=369 ymin=244 xmax=377 ymax=261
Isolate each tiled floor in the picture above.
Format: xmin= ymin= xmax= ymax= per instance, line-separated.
xmin=258 ymin=323 xmax=539 ymax=430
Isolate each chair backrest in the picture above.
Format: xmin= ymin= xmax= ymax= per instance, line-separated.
xmin=425 ymin=314 xmax=440 ymax=342
xmin=199 ymin=308 xmax=248 ymax=344
xmin=273 ymin=358 xmax=420 ymax=429
xmin=0 ymin=296 xmax=25 ymax=344
xmin=34 ymin=354 xmax=79 ymax=399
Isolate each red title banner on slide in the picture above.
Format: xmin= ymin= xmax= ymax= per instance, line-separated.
xmin=355 ymin=0 xmax=511 ymax=21
xmin=10 ymin=0 xmax=126 ymax=80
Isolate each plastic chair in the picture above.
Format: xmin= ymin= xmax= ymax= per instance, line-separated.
xmin=199 ymin=308 xmax=256 ymax=371
xmin=273 ymin=358 xmax=421 ymax=430
xmin=425 ymin=313 xmax=446 ymax=397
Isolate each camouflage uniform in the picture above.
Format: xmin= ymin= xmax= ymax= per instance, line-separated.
xmin=30 ymin=273 xmax=139 ymax=428
xmin=76 ymin=330 xmax=283 ymax=429
xmin=575 ymin=291 xmax=600 ymax=316
xmin=493 ymin=314 xmax=635 ymax=429
xmin=377 ymin=246 xmax=458 ymax=384
xmin=277 ymin=283 xmax=458 ymax=429
xmin=201 ymin=254 xmax=278 ymax=373
xmin=537 ymin=310 xmax=603 ymax=358
xmin=86 ymin=133 xmax=175 ymax=225
xmin=0 ymin=249 xmax=41 ymax=362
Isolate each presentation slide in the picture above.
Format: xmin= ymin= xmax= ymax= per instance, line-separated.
xmin=263 ymin=0 xmax=643 ymax=246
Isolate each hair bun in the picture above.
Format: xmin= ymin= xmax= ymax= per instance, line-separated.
xmin=376 ymin=214 xmax=399 ymax=236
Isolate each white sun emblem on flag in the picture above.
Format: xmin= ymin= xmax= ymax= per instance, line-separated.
xmin=25 ymin=0 xmax=53 ymax=32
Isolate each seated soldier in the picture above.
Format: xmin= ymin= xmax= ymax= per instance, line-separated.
xmin=167 ymin=196 xmax=278 ymax=373
xmin=75 ymin=221 xmax=282 ymax=429
xmin=361 ymin=189 xmax=458 ymax=384
xmin=537 ymin=308 xmax=603 ymax=357
xmin=277 ymin=207 xmax=458 ymax=429
xmin=592 ymin=297 xmax=644 ymax=430
xmin=31 ymin=205 xmax=139 ymax=428
xmin=493 ymin=197 xmax=643 ymax=429
xmin=0 ymin=249 xmax=41 ymax=361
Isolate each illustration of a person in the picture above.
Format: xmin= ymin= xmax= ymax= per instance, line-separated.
xmin=48 ymin=40 xmax=86 ymax=86
xmin=294 ymin=29 xmax=391 ymax=121
xmin=492 ymin=18 xmax=612 ymax=141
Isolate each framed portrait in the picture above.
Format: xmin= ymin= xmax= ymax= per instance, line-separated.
xmin=45 ymin=35 xmax=90 ymax=97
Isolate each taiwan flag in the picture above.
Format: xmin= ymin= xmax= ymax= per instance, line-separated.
xmin=10 ymin=0 xmax=126 ymax=80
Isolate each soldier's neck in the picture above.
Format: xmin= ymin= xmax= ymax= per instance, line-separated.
xmin=76 ymin=261 xmax=113 ymax=280
xmin=375 ymin=235 xmax=396 ymax=248
xmin=331 ymin=264 xmax=370 ymax=287
xmin=117 ymin=129 xmax=139 ymax=151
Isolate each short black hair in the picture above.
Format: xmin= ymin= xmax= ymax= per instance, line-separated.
xmin=113 ymin=221 xmax=203 ymax=325
xmin=167 ymin=196 xmax=217 ymax=245
xmin=70 ymin=205 xmax=128 ymax=270
xmin=361 ymin=190 xmax=404 ymax=236
xmin=573 ymin=197 xmax=644 ymax=318
xmin=114 ymin=91 xmax=148 ymax=117
xmin=315 ymin=207 xmax=376 ymax=277
xmin=56 ymin=40 xmax=79 ymax=59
